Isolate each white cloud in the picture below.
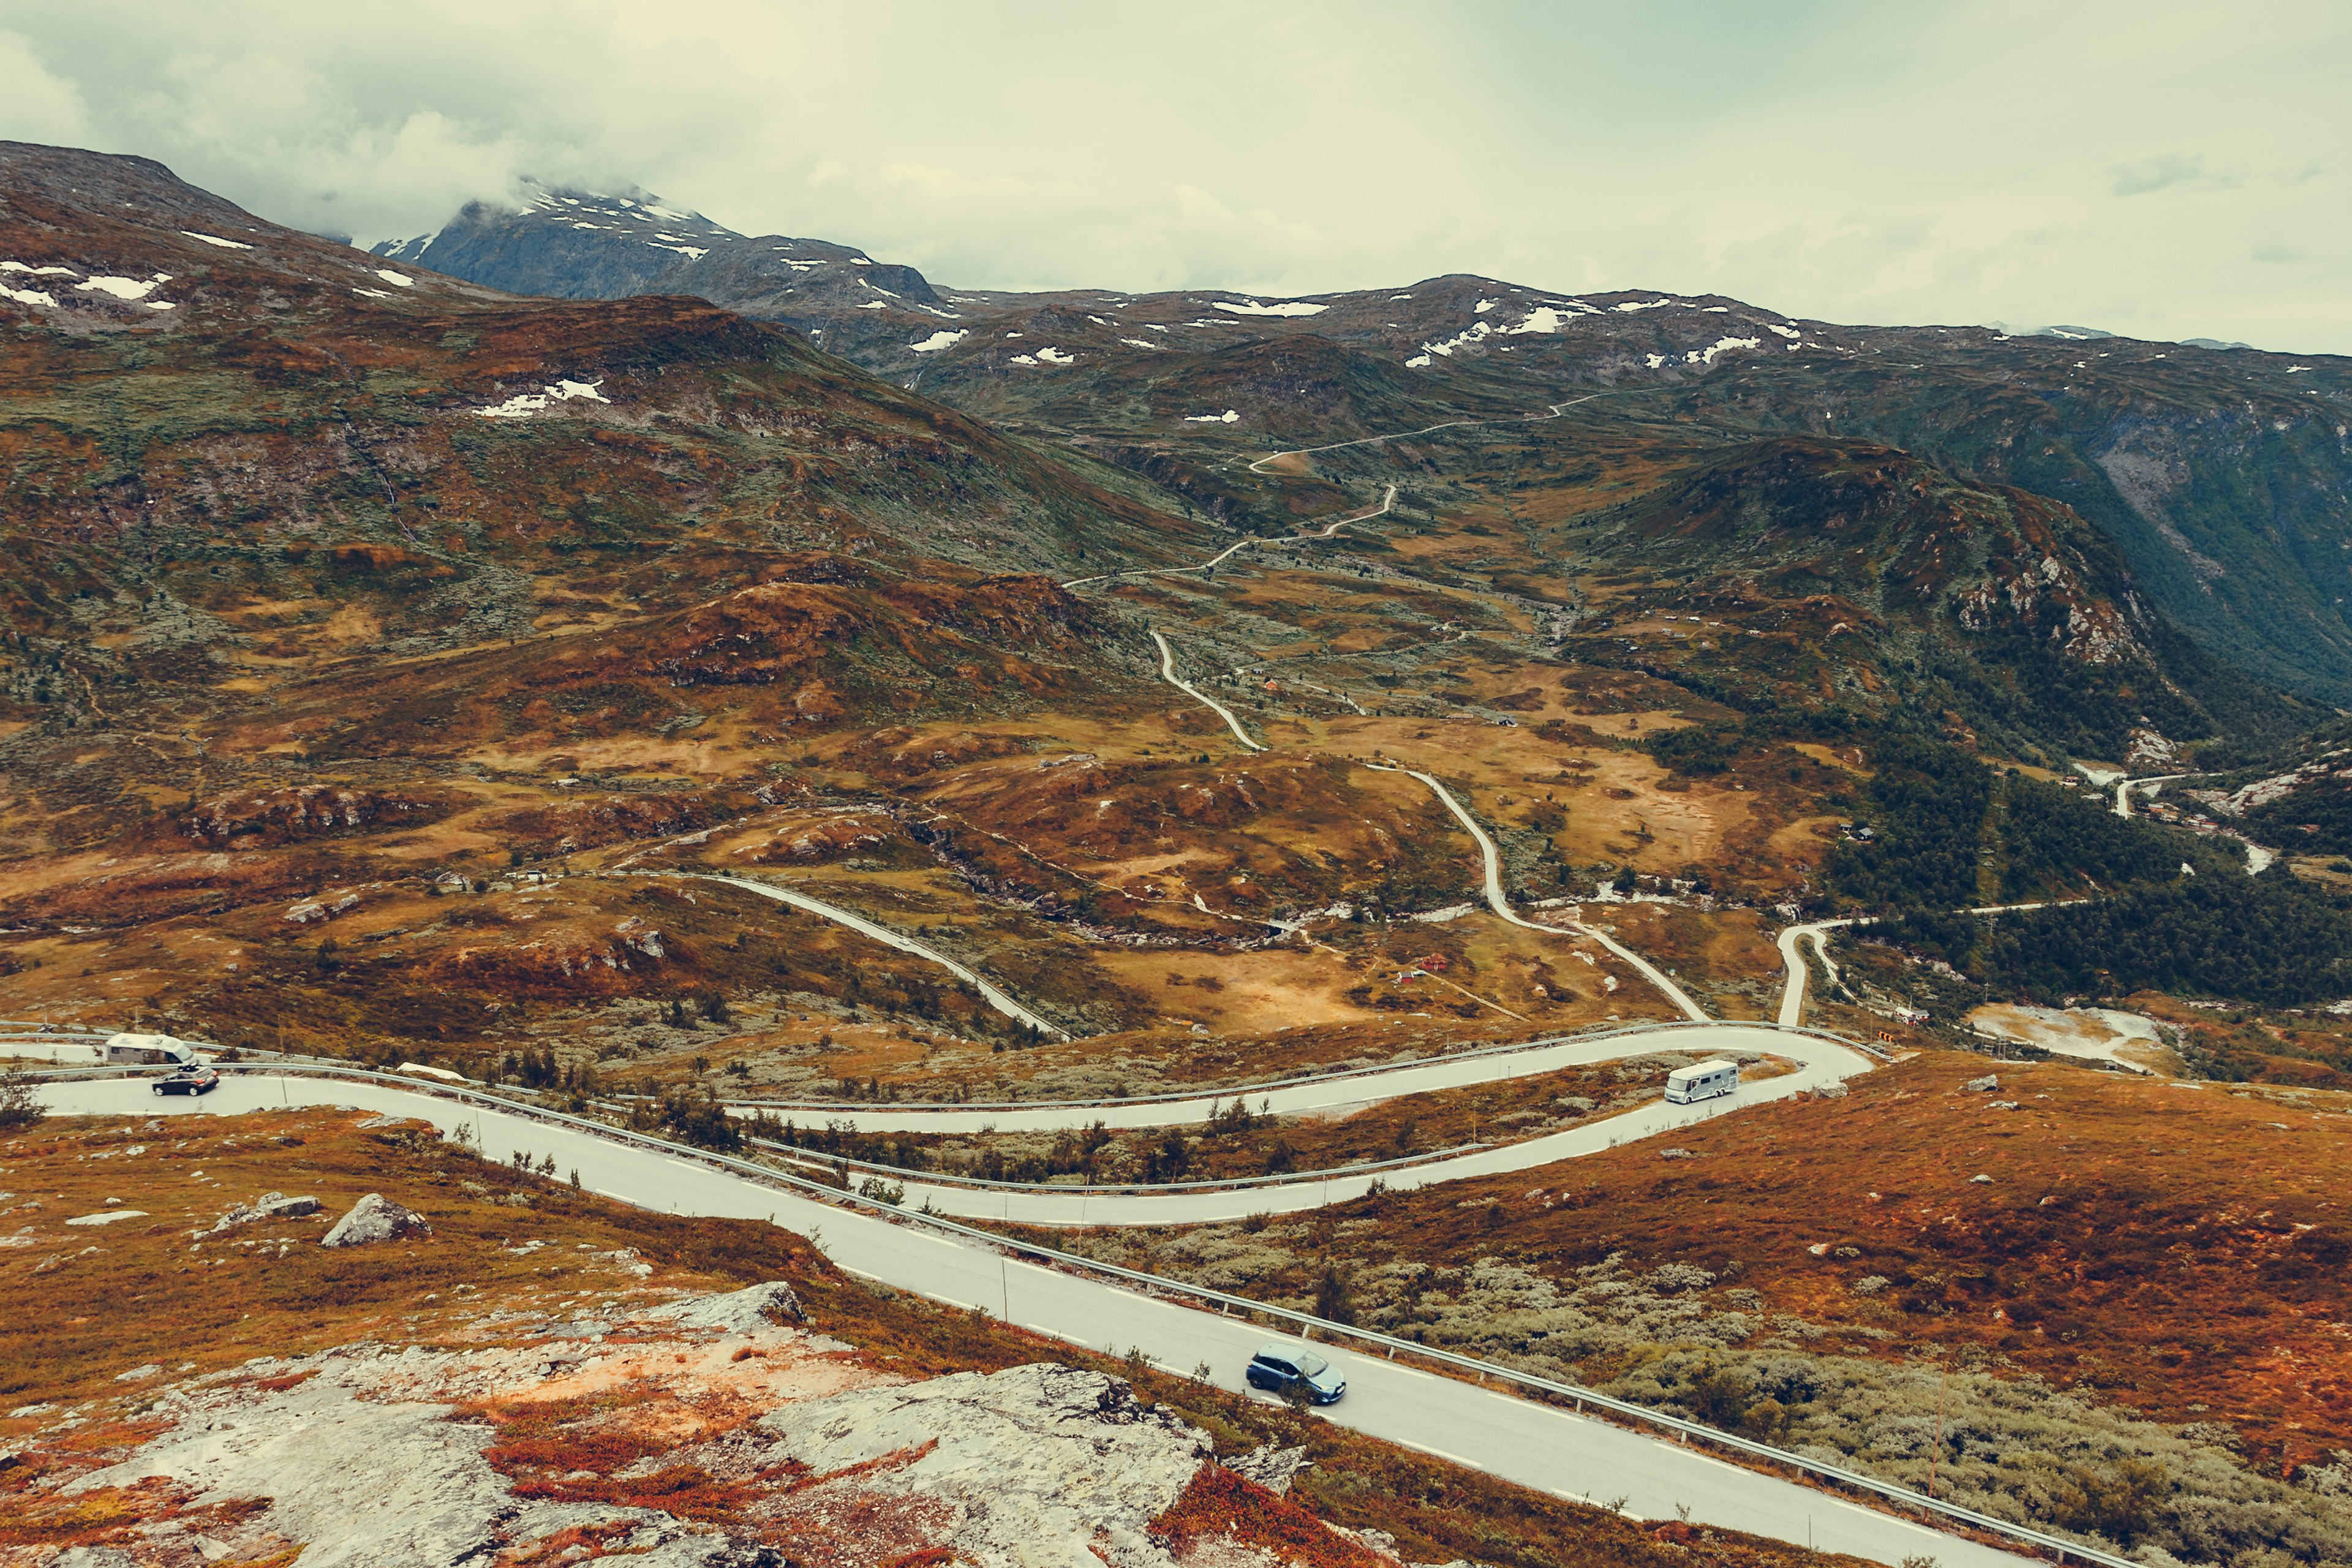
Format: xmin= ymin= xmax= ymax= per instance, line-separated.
xmin=0 ymin=30 xmax=88 ymax=143
xmin=2109 ymin=153 xmax=2245 ymax=197
xmin=0 ymin=0 xmax=2344 ymax=352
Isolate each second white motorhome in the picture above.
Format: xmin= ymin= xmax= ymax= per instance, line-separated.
xmin=1664 ymin=1058 xmax=1740 ymax=1104
xmin=102 ymin=1033 xmax=201 ymax=1069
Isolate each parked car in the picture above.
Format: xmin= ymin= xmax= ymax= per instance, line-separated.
xmin=153 ymin=1064 xmax=220 ymax=1096
xmin=1245 ymin=1342 xmax=1346 ymax=1404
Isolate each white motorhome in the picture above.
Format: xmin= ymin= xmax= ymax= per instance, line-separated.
xmin=102 ymin=1032 xmax=201 ymax=1069
xmin=1664 ymin=1058 xmax=1740 ymax=1104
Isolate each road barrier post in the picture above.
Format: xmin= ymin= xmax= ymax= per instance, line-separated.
xmin=30 ymin=1060 xmax=2144 ymax=1568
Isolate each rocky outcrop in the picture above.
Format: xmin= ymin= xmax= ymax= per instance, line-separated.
xmin=201 ymin=1191 xmax=320 ymax=1237
xmin=1226 ymin=1442 xmax=1311 ymax=1496
xmin=372 ymin=181 xmax=940 ymax=312
xmin=27 ymin=1286 xmax=1302 ymax=1568
xmin=320 ymin=1193 xmax=432 ymax=1247
xmin=181 ymin=785 xmax=450 ymax=849
xmin=639 ymin=1280 xmax=803 ymax=1332
xmin=758 ymin=1364 xmax=1211 ymax=1564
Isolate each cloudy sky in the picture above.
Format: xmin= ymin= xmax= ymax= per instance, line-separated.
xmin=2 ymin=1 xmax=2344 ymax=351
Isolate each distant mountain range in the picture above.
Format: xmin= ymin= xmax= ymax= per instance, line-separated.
xmin=379 ymin=182 xmax=2352 ymax=707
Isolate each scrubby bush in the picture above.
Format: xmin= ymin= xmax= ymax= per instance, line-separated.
xmin=1058 ymin=1242 xmax=2352 ymax=1564
xmin=0 ymin=1067 xmax=42 ymax=1130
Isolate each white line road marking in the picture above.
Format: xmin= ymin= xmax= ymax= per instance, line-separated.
xmin=39 ymin=1076 xmax=2056 ymax=1567
xmin=1395 ymin=1439 xmax=1484 ymax=1469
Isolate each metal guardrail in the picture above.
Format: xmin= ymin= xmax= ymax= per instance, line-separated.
xmin=718 ymin=1017 xmax=1837 ymax=1116
xmin=744 ymin=1132 xmax=1498 ymax=1197
xmin=31 ymin=1058 xmax=2130 ymax=1568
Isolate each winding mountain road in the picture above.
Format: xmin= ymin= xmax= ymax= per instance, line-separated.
xmin=1136 ymin=631 xmax=1709 ymax=1023
xmin=628 ymin=871 xmax=1069 ymax=1041
xmin=1775 ymin=920 xmax=1857 ymax=1027
xmin=1391 ymin=766 xmax=1710 ymax=1022
xmin=736 ymin=1022 xmax=1866 ymax=1224
xmin=1243 ymin=396 xmax=1610 ymax=475
xmin=33 ymin=1071 xmax=2037 ymax=1568
xmin=1148 ymin=630 xmax=1266 ymax=752
xmin=2113 ymin=772 xmax=2184 ymax=818
xmin=1061 ymin=484 xmax=1397 ymax=591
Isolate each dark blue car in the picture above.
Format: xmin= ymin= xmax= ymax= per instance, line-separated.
xmin=1245 ymin=1342 xmax=1346 ymax=1404
xmin=152 ymin=1064 xmax=219 ymax=1096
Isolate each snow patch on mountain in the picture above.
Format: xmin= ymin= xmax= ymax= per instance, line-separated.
xmin=1184 ymin=410 xmax=1241 ymax=423
xmin=1213 ymin=299 xmax=1327 ymax=317
xmin=182 ymin=231 xmax=252 ymax=250
xmin=1691 ymin=336 xmax=1761 ymax=364
xmin=908 ymin=329 xmax=967 ymax=353
xmin=1417 ymin=320 xmax=1493 ymax=358
xmin=1614 ymin=298 xmax=1673 ymax=312
xmin=372 ymin=268 xmax=414 ymax=288
xmin=77 ymin=273 xmax=172 ymax=302
xmin=1502 ymin=305 xmax=1592 ymax=335
xmin=475 ymin=379 xmax=613 ymax=419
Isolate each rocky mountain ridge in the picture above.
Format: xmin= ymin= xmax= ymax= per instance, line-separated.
xmin=378 ymin=175 xmax=2352 ymax=707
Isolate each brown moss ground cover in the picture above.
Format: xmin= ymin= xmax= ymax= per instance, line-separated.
xmin=2126 ymin=989 xmax=2352 ymax=1090
xmin=1021 ymin=1050 xmax=2352 ymax=1473
xmin=0 ymin=1107 xmax=1862 ymax=1568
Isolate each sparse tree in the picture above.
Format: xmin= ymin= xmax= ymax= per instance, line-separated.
xmin=1313 ymin=1264 xmax=1355 ymax=1325
xmin=0 ymin=1068 xmax=43 ymax=1131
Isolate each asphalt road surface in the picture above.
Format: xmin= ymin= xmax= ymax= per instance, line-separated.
xmin=1774 ymin=921 xmax=1856 ymax=1027
xmin=1385 ymin=766 xmax=1710 ymax=1022
xmin=40 ymin=1073 xmax=2032 ymax=1568
xmin=728 ymin=1021 xmax=1870 ymax=1224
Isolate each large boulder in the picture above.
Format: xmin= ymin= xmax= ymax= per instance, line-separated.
xmin=638 ymin=1281 xmax=803 ymax=1333
xmin=758 ymin=1365 xmax=1210 ymax=1562
xmin=203 ymin=1191 xmax=320 ymax=1237
xmin=319 ymin=1193 xmax=432 ymax=1248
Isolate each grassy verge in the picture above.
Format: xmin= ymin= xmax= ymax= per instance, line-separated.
xmin=994 ymin=1050 xmax=2352 ymax=1564
xmin=0 ymin=1104 xmax=1864 ymax=1568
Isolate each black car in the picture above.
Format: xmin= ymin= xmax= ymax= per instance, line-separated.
xmin=152 ymin=1064 xmax=220 ymax=1096
xmin=1245 ymin=1342 xmax=1346 ymax=1404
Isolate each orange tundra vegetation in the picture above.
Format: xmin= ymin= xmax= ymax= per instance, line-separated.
xmin=0 ymin=1106 xmax=1866 ymax=1568
xmin=1036 ymin=1051 xmax=2352 ymax=1476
